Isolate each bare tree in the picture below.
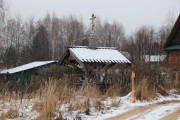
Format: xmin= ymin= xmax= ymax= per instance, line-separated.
xmin=42 ymin=14 xmax=86 ymax=60
xmin=19 ymin=17 xmax=36 ymax=65
xmin=94 ymin=18 xmax=125 ymax=48
xmin=0 ymin=0 xmax=6 ymax=47
xmin=122 ymin=25 xmax=156 ymax=62
xmin=157 ymin=11 xmax=176 ymax=52
xmin=0 ymin=0 xmax=5 ymax=24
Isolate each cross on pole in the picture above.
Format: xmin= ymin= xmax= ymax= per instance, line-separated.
xmin=90 ymin=14 xmax=96 ymax=31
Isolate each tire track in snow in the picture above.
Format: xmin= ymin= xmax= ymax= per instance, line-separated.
xmin=107 ymin=104 xmax=159 ymax=120
xmin=160 ymin=108 xmax=180 ymax=120
xmin=131 ymin=103 xmax=180 ymax=120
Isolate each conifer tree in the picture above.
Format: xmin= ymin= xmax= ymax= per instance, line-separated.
xmin=31 ymin=25 xmax=50 ymax=61
xmin=4 ymin=45 xmax=17 ymax=68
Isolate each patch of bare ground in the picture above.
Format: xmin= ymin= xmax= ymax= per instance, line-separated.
xmin=107 ymin=100 xmax=180 ymax=120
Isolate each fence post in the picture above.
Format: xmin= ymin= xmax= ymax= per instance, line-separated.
xmin=132 ymin=70 xmax=135 ymax=103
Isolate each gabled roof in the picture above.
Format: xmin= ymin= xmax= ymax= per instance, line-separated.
xmin=60 ymin=46 xmax=131 ymax=64
xmin=164 ymin=14 xmax=180 ymax=50
xmin=0 ymin=61 xmax=56 ymax=74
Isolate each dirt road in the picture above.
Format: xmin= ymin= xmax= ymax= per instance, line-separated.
xmin=161 ymin=108 xmax=180 ymax=120
xmin=107 ymin=100 xmax=180 ymax=120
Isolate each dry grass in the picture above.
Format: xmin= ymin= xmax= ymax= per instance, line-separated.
xmin=72 ymin=100 xmax=84 ymax=111
xmin=93 ymin=99 xmax=104 ymax=111
xmin=70 ymin=98 xmax=92 ymax=114
xmin=4 ymin=107 xmax=19 ymax=119
xmin=102 ymin=85 xmax=122 ymax=99
xmin=35 ymin=79 xmax=59 ymax=120
xmin=0 ymin=112 xmax=6 ymax=120
xmin=84 ymin=98 xmax=91 ymax=115
xmin=32 ymin=102 xmax=43 ymax=112
xmin=57 ymin=80 xmax=75 ymax=104
xmin=0 ymin=78 xmax=134 ymax=119
xmin=111 ymin=100 xmax=120 ymax=108
xmin=1 ymin=91 xmax=9 ymax=102
xmin=78 ymin=84 xmax=101 ymax=99
xmin=135 ymin=79 xmax=157 ymax=101
xmin=0 ymin=76 xmax=171 ymax=119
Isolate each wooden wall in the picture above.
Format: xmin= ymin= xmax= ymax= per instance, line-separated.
xmin=167 ymin=50 xmax=180 ymax=70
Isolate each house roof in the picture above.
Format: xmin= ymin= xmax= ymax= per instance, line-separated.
xmin=63 ymin=46 xmax=131 ymax=64
xmin=0 ymin=61 xmax=56 ymax=74
xmin=164 ymin=14 xmax=180 ymax=50
xmin=163 ymin=45 xmax=180 ymax=51
xmin=144 ymin=55 xmax=166 ymax=63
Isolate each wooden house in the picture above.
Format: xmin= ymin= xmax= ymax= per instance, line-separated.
xmin=164 ymin=14 xmax=180 ymax=70
xmin=143 ymin=55 xmax=166 ymax=69
xmin=0 ymin=61 xmax=57 ymax=85
xmin=163 ymin=14 xmax=180 ymax=86
xmin=58 ymin=46 xmax=131 ymax=85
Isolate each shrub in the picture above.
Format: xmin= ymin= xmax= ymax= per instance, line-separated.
xmin=111 ymin=100 xmax=120 ymax=108
xmin=73 ymin=101 xmax=84 ymax=111
xmin=93 ymin=100 xmax=104 ymax=111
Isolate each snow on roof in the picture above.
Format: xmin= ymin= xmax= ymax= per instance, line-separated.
xmin=0 ymin=61 xmax=56 ymax=74
xmin=144 ymin=55 xmax=166 ymax=63
xmin=69 ymin=47 xmax=131 ymax=64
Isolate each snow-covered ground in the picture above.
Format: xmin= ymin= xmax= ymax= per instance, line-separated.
xmin=81 ymin=93 xmax=180 ymax=120
xmin=0 ymin=91 xmax=180 ymax=120
xmin=0 ymin=99 xmax=39 ymax=120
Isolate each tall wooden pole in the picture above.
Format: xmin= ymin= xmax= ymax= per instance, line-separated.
xmin=132 ymin=70 xmax=135 ymax=103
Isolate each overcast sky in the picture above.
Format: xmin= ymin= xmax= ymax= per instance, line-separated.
xmin=7 ymin=0 xmax=180 ymax=34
